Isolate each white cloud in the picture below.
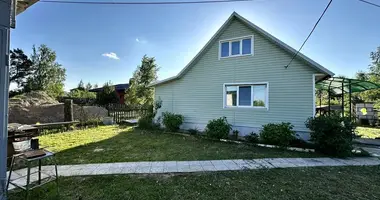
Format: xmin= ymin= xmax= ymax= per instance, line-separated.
xmin=135 ymin=38 xmax=147 ymax=44
xmin=102 ymin=52 xmax=120 ymax=60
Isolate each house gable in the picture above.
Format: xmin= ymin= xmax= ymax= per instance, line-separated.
xmin=152 ymin=12 xmax=334 ymax=86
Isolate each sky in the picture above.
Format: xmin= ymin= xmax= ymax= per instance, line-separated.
xmin=10 ymin=0 xmax=380 ymax=91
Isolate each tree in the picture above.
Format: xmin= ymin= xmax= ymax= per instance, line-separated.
xmin=24 ymin=44 xmax=66 ymax=98
xmin=93 ymin=83 xmax=99 ymax=89
xmin=96 ymin=81 xmax=120 ymax=105
xmin=125 ymin=55 xmax=159 ymax=106
xmin=355 ymin=46 xmax=380 ymax=102
xmin=77 ymin=80 xmax=85 ymax=90
xmin=67 ymin=80 xmax=96 ymax=99
xmin=85 ymin=82 xmax=92 ymax=90
xmin=9 ymin=48 xmax=34 ymax=88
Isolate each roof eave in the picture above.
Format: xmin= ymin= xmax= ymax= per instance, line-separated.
xmin=16 ymin=0 xmax=39 ymax=15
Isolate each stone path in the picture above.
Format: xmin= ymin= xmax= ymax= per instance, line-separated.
xmin=7 ymin=157 xmax=380 ymax=191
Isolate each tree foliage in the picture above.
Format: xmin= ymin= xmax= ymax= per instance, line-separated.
xmin=125 ymin=55 xmax=159 ymax=107
xmin=77 ymin=80 xmax=85 ymax=90
xmin=9 ymin=45 xmax=66 ymax=98
xmin=9 ymin=48 xmax=34 ymax=88
xmin=355 ymin=46 xmax=380 ymax=102
xmin=67 ymin=80 xmax=96 ymax=99
xmin=96 ymin=81 xmax=120 ymax=105
xmin=16 ymin=45 xmax=66 ymax=98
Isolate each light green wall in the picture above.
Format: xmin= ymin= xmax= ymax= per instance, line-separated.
xmin=155 ymin=18 xmax=320 ymax=134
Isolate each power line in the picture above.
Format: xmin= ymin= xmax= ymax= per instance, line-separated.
xmin=285 ymin=0 xmax=333 ymax=68
xmin=357 ymin=0 xmax=380 ymax=8
xmin=39 ymin=0 xmax=253 ymax=5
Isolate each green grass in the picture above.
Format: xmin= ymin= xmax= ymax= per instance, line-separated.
xmin=356 ymin=126 xmax=380 ymax=139
xmin=9 ymin=166 xmax=380 ymax=200
xmin=39 ymin=126 xmax=319 ymax=165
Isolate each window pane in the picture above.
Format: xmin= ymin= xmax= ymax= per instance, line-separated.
xmin=221 ymin=42 xmax=229 ymax=57
xmin=226 ymin=86 xmax=237 ymax=106
xmin=239 ymin=86 xmax=251 ymax=106
xmin=242 ymin=38 xmax=252 ymax=55
xmin=231 ymin=41 xmax=240 ymax=55
xmin=253 ymin=85 xmax=266 ymax=107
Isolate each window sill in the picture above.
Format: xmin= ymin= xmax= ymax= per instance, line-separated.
xmin=220 ymin=54 xmax=252 ymax=59
xmin=223 ymin=106 xmax=268 ymax=110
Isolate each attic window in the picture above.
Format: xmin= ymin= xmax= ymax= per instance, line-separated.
xmin=220 ymin=36 xmax=253 ymax=58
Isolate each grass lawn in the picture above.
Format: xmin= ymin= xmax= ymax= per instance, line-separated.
xmin=356 ymin=126 xmax=380 ymax=139
xmin=9 ymin=166 xmax=380 ymax=200
xmin=38 ymin=126 xmax=319 ymax=165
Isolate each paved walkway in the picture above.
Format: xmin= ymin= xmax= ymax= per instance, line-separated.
xmin=7 ymin=157 xmax=380 ymax=191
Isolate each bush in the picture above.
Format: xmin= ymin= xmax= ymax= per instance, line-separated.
xmin=244 ymin=132 xmax=259 ymax=143
xmin=205 ymin=117 xmax=231 ymax=139
xmin=305 ymin=114 xmax=354 ymax=157
xmin=162 ymin=112 xmax=184 ymax=132
xmin=260 ymin=122 xmax=296 ymax=148
xmin=138 ymin=115 xmax=154 ymax=130
xmin=187 ymin=128 xmax=199 ymax=135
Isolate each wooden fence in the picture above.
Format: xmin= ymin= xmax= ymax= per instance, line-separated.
xmin=106 ymin=104 xmax=150 ymax=124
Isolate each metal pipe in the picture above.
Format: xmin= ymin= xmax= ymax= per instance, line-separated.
xmin=328 ymin=79 xmax=332 ymax=115
xmin=342 ymin=78 xmax=344 ymax=117
xmin=349 ymin=79 xmax=352 ymax=120
xmin=0 ymin=1 xmax=11 ymax=199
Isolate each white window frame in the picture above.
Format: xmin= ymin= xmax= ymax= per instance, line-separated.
xmin=223 ymin=82 xmax=269 ymax=110
xmin=219 ymin=35 xmax=254 ymax=59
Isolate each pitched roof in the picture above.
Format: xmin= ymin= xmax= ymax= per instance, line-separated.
xmin=89 ymin=83 xmax=129 ymax=92
xmin=151 ymin=12 xmax=334 ymax=87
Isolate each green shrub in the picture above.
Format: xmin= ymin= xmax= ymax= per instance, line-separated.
xmin=138 ymin=115 xmax=154 ymax=130
xmin=244 ymin=132 xmax=259 ymax=143
xmin=205 ymin=117 xmax=231 ymax=139
xmin=187 ymin=128 xmax=199 ymax=135
xmin=260 ymin=122 xmax=296 ymax=148
xmin=162 ymin=112 xmax=184 ymax=132
xmin=305 ymin=114 xmax=354 ymax=157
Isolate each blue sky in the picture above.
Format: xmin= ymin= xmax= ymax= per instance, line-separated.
xmin=11 ymin=0 xmax=380 ymax=90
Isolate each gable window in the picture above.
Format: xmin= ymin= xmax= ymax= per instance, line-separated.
xmin=224 ymin=83 xmax=268 ymax=109
xmin=221 ymin=42 xmax=229 ymax=58
xmin=219 ymin=36 xmax=253 ymax=58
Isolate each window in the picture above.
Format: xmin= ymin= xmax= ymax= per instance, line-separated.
xmin=221 ymin=42 xmax=229 ymax=58
xmin=224 ymin=83 xmax=268 ymax=108
xmin=242 ymin=38 xmax=252 ymax=55
xmin=226 ymin=86 xmax=237 ymax=106
xmin=231 ymin=41 xmax=240 ymax=55
xmin=219 ymin=36 xmax=253 ymax=58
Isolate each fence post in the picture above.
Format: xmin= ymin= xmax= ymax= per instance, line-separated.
xmin=64 ymin=99 xmax=74 ymax=122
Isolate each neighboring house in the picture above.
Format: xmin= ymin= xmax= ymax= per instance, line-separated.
xmin=151 ymin=12 xmax=334 ymax=140
xmin=89 ymin=83 xmax=129 ymax=104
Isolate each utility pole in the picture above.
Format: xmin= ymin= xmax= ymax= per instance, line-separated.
xmin=0 ymin=0 xmax=11 ymax=199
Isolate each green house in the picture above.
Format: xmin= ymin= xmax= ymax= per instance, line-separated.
xmin=151 ymin=12 xmax=334 ymax=140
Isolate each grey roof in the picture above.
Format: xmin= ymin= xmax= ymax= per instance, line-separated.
xmin=151 ymin=12 xmax=334 ymax=87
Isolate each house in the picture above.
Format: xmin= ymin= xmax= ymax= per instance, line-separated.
xmin=89 ymin=83 xmax=129 ymax=104
xmin=151 ymin=12 xmax=334 ymax=140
